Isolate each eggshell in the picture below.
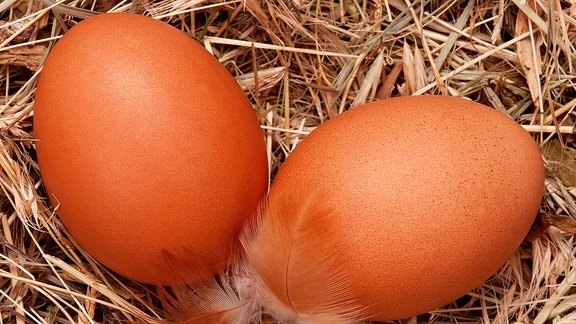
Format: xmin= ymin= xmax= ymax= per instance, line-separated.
xmin=269 ymin=96 xmax=544 ymax=320
xmin=34 ymin=13 xmax=268 ymax=285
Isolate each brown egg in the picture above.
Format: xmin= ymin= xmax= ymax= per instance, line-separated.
xmin=34 ymin=13 xmax=268 ymax=285
xmin=268 ymin=96 xmax=544 ymax=320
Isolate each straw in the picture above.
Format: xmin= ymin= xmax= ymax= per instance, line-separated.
xmin=1 ymin=0 xmax=575 ymax=322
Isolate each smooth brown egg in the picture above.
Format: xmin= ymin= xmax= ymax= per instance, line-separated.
xmin=268 ymin=96 xmax=544 ymax=320
xmin=34 ymin=13 xmax=268 ymax=285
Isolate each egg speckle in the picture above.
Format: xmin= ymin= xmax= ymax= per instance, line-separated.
xmin=268 ymin=95 xmax=544 ymax=320
xmin=34 ymin=13 xmax=268 ymax=285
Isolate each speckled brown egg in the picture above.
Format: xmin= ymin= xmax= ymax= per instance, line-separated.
xmin=268 ymin=95 xmax=544 ymax=320
xmin=34 ymin=13 xmax=268 ymax=285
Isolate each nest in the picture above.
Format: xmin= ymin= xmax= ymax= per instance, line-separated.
xmin=1 ymin=0 xmax=575 ymax=323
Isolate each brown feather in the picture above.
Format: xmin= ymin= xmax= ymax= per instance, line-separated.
xmin=241 ymin=187 xmax=365 ymax=323
xmin=155 ymin=247 xmax=259 ymax=323
xmin=150 ymin=187 xmax=365 ymax=323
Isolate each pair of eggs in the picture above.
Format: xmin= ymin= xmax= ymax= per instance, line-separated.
xmin=34 ymin=13 xmax=544 ymax=321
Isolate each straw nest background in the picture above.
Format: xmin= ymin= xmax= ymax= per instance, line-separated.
xmin=1 ymin=0 xmax=575 ymax=323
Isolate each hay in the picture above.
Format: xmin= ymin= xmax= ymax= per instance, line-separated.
xmin=1 ymin=0 xmax=575 ymax=322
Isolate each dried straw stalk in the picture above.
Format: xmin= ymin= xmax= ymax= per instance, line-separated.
xmin=1 ymin=0 xmax=575 ymax=323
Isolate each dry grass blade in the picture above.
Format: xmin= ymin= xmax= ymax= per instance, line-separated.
xmin=515 ymin=0 xmax=544 ymax=109
xmin=35 ymin=0 xmax=98 ymax=19
xmin=432 ymin=0 xmax=473 ymax=71
xmin=533 ymin=259 xmax=576 ymax=324
xmin=0 ymin=0 xmax=575 ymax=323
xmin=205 ymin=36 xmax=360 ymax=58
xmin=351 ymin=50 xmax=384 ymax=107
xmin=0 ymin=45 xmax=45 ymax=71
